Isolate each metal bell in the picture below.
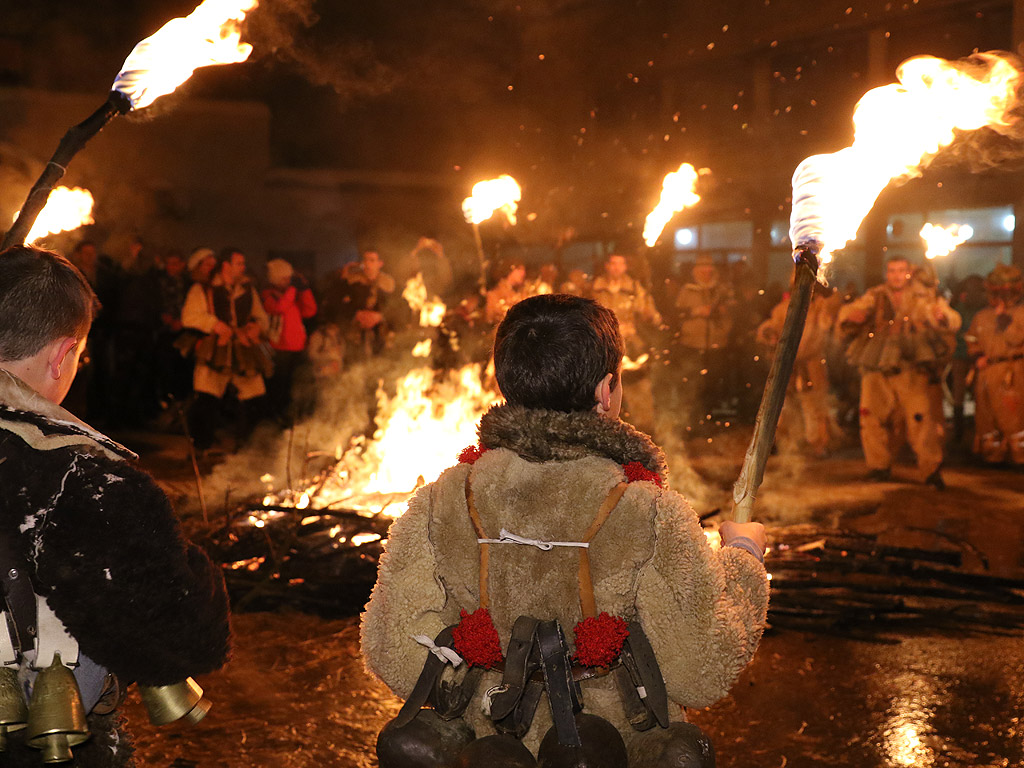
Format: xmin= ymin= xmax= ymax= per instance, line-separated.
xmin=537 ymin=713 xmax=628 ymax=768
xmin=26 ymin=653 xmax=90 ymax=763
xmin=138 ymin=678 xmax=211 ymax=726
xmin=0 ymin=665 xmax=29 ymax=751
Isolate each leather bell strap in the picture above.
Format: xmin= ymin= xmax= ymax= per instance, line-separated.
xmin=536 ymin=619 xmax=583 ymax=748
xmin=477 ymin=529 xmax=590 ymax=551
xmin=34 ymin=596 xmax=79 ymax=668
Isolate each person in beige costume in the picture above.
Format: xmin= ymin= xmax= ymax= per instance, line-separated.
xmin=966 ymin=264 xmax=1024 ymax=464
xmin=675 ymin=256 xmax=736 ymax=424
xmin=838 ymin=256 xmax=960 ymax=488
xmin=592 ymin=253 xmax=662 ymax=434
xmin=362 ymin=294 xmax=767 ymax=767
xmin=757 ymin=281 xmax=836 ymax=457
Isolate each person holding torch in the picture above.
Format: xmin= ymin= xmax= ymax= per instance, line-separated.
xmin=363 ymin=294 xmax=766 ymax=768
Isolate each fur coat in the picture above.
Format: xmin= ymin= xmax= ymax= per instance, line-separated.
xmin=0 ymin=369 xmax=230 ymax=764
xmin=361 ymin=404 xmax=768 ymax=759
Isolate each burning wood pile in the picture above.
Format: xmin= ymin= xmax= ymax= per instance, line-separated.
xmin=204 ymin=464 xmax=1024 ymax=637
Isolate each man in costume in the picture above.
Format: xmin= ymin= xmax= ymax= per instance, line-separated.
xmin=182 ymin=247 xmax=270 ymax=452
xmin=966 ymin=264 xmax=1024 ymax=464
xmin=757 ymin=279 xmax=836 ymax=457
xmin=362 ymin=294 xmax=767 ymax=767
xmin=674 ymin=256 xmax=735 ymax=423
xmin=0 ymin=245 xmax=230 ymax=767
xmin=838 ymin=256 xmax=960 ymax=488
xmin=591 ymin=253 xmax=662 ymax=434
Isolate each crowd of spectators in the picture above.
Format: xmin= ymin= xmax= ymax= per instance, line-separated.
xmin=54 ymin=235 xmax=1022 ymax=474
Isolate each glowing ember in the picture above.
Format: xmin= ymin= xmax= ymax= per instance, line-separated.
xmin=18 ymin=186 xmax=94 ymax=243
xmin=403 ymin=273 xmax=447 ymax=328
xmin=622 ymin=353 xmax=650 ymax=371
xmin=642 ymin=163 xmax=701 ymax=247
xmin=112 ymin=0 xmax=259 ymax=110
xmin=351 ymin=533 xmax=382 ymax=547
xmin=789 ymin=53 xmax=1021 ymax=274
xmin=412 ymin=340 xmax=432 ymax=357
xmin=919 ymin=222 xmax=973 ymax=259
xmin=462 ymin=175 xmax=522 ymax=225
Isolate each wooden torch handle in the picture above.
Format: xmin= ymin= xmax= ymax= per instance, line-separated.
xmin=732 ymin=244 xmax=821 ymax=523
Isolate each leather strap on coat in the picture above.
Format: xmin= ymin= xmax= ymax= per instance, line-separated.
xmin=0 ymin=533 xmax=35 ymax=656
xmin=464 ymin=472 xmax=628 ymax=618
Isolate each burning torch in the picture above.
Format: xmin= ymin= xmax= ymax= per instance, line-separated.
xmin=642 ymin=162 xmax=702 ymax=249
xmin=461 ymin=175 xmax=521 ymax=293
xmin=2 ymin=0 xmax=259 ymax=251
xmin=732 ymin=51 xmax=1022 ymax=524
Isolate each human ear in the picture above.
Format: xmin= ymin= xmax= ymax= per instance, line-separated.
xmin=593 ymin=372 xmax=613 ymax=413
xmin=48 ymin=337 xmax=80 ymax=380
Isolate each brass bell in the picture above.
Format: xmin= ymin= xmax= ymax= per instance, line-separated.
xmin=139 ymin=678 xmax=211 ymax=726
xmin=26 ymin=653 xmax=89 ymax=763
xmin=0 ymin=665 xmax=29 ymax=751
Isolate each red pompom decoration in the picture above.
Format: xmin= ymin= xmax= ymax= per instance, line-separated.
xmin=452 ymin=608 xmax=504 ymax=669
xmin=623 ymin=461 xmax=663 ymax=488
xmin=573 ymin=612 xmax=629 ymax=668
xmin=459 ymin=444 xmax=490 ymax=464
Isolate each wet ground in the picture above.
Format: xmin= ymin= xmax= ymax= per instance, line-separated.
xmin=116 ymin=426 xmax=1024 ymax=767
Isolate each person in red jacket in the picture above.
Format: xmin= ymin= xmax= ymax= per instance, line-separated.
xmin=262 ymin=258 xmax=317 ymax=424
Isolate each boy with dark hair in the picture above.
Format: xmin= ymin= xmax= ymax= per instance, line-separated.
xmin=0 ymin=245 xmax=230 ymax=767
xmin=493 ymin=293 xmax=623 ymax=413
xmin=362 ymin=293 xmax=767 ymax=767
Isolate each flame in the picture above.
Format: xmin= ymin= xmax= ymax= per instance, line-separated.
xmin=112 ymin=0 xmax=258 ymax=110
xmin=919 ymin=222 xmax=973 ymax=259
xmin=293 ymin=364 xmax=500 ymax=517
xmin=402 ymin=273 xmax=447 ymax=327
xmin=18 ymin=186 xmax=94 ymax=243
xmin=622 ymin=353 xmax=650 ymax=371
xmin=643 ymin=163 xmax=701 ymax=247
xmin=789 ymin=53 xmax=1021 ymax=272
xmin=462 ymin=175 xmax=522 ymax=225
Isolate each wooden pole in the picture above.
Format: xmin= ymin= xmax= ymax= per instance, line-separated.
xmin=471 ymin=221 xmax=488 ymax=295
xmin=177 ymin=403 xmax=210 ymax=525
xmin=732 ymin=243 xmax=821 ymax=523
xmin=2 ymin=91 xmax=131 ymax=251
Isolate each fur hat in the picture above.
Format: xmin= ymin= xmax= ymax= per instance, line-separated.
xmin=187 ymin=247 xmax=216 ymax=273
xmin=266 ymin=258 xmax=294 ymax=285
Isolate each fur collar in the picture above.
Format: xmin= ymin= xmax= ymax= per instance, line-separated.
xmin=0 ymin=369 xmax=135 ymax=460
xmin=478 ymin=403 xmax=667 ymax=477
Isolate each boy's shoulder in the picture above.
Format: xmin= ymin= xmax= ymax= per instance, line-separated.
xmin=454 ymin=442 xmax=664 ymax=489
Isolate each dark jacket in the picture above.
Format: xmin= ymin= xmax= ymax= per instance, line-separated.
xmin=0 ymin=370 xmax=230 ymax=741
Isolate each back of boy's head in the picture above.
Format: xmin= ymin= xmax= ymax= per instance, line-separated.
xmin=494 ymin=293 xmax=623 ymax=412
xmin=0 ymin=245 xmax=97 ymax=363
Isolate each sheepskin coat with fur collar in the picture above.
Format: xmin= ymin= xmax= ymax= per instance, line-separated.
xmin=0 ymin=370 xmax=230 ymax=687
xmin=362 ymin=403 xmax=768 ymax=758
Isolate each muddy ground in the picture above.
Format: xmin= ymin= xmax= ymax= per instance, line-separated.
xmin=118 ymin=426 xmax=1024 ymax=767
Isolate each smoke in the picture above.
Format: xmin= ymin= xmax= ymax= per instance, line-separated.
xmin=194 ymin=348 xmax=417 ymax=517
xmin=931 ymin=51 xmax=1024 ymax=173
xmin=244 ymin=0 xmax=399 ymax=101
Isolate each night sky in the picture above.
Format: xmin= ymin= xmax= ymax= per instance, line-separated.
xmin=1 ymin=0 xmax=1019 ymax=243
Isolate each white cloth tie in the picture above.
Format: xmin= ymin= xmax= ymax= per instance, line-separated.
xmin=477 ymin=528 xmax=589 ymax=551
xmin=412 ymin=634 xmax=463 ymax=667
